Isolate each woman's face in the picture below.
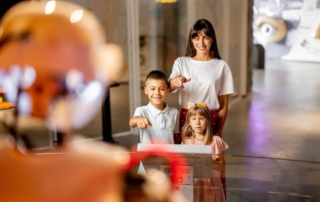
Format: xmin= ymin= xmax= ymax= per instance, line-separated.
xmin=191 ymin=30 xmax=213 ymax=55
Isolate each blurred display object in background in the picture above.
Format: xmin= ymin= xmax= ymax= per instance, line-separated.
xmin=255 ymin=16 xmax=287 ymax=43
xmin=253 ymin=0 xmax=320 ymax=62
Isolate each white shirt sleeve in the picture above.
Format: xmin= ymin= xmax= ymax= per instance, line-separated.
xmin=169 ymin=58 xmax=182 ymax=80
xmin=169 ymin=58 xmax=183 ymax=93
xmin=133 ymin=107 xmax=143 ymax=117
xmin=219 ymin=64 xmax=237 ymax=96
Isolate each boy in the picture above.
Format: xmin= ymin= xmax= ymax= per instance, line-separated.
xmin=129 ymin=70 xmax=178 ymax=144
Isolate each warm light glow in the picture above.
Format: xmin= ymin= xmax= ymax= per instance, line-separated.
xmin=45 ymin=1 xmax=56 ymax=14
xmin=5 ymin=135 xmax=15 ymax=149
xmin=114 ymin=151 xmax=130 ymax=165
xmin=70 ymin=10 xmax=83 ymax=23
xmin=155 ymin=0 xmax=177 ymax=3
xmin=147 ymin=169 xmax=166 ymax=184
xmin=312 ymin=22 xmax=320 ymax=39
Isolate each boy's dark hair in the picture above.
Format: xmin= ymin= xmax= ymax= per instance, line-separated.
xmin=145 ymin=70 xmax=169 ymax=87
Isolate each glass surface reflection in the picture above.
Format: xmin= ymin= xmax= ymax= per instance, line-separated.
xmin=225 ymin=155 xmax=319 ymax=201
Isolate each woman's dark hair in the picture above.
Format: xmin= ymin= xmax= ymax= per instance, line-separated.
xmin=185 ymin=19 xmax=221 ymax=59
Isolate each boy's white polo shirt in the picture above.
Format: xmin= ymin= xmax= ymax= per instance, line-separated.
xmin=133 ymin=102 xmax=178 ymax=144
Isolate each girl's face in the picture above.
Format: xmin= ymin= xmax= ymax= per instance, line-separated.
xmin=189 ymin=112 xmax=207 ymax=136
xmin=191 ymin=30 xmax=213 ymax=55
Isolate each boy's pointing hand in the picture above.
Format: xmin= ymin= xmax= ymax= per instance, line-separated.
xmin=137 ymin=118 xmax=152 ymax=129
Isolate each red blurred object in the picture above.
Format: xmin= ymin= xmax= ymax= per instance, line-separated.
xmin=126 ymin=145 xmax=188 ymax=188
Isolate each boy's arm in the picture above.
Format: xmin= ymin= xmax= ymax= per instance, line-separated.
xmin=129 ymin=116 xmax=152 ymax=129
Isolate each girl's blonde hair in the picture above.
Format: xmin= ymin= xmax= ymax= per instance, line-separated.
xmin=181 ymin=104 xmax=213 ymax=145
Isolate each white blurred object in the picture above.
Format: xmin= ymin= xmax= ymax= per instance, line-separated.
xmin=281 ymin=9 xmax=300 ymax=21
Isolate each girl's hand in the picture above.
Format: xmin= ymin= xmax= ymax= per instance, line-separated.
xmin=172 ymin=75 xmax=191 ymax=88
xmin=137 ymin=118 xmax=152 ymax=129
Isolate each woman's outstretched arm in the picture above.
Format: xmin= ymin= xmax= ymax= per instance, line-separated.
xmin=169 ymin=75 xmax=191 ymax=92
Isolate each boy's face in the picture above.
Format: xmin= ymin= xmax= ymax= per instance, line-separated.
xmin=144 ymin=79 xmax=169 ymax=110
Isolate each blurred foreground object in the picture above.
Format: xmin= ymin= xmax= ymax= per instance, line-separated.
xmin=0 ymin=1 xmax=126 ymax=201
xmin=0 ymin=88 xmax=15 ymax=110
xmin=0 ymin=1 xmax=186 ymax=202
xmin=0 ymin=0 xmax=124 ymax=132
xmin=0 ymin=136 xmax=129 ymax=202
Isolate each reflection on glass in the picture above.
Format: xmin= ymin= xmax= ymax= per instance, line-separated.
xmin=70 ymin=10 xmax=83 ymax=23
xmin=45 ymin=1 xmax=56 ymax=14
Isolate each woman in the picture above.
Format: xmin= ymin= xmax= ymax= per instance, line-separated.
xmin=169 ymin=19 xmax=237 ymax=143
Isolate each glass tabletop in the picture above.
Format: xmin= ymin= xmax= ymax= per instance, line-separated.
xmin=225 ymin=155 xmax=319 ymax=202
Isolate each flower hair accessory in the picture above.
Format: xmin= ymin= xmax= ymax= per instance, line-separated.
xmin=187 ymin=101 xmax=207 ymax=109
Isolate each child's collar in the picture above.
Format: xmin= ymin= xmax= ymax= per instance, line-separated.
xmin=147 ymin=102 xmax=169 ymax=115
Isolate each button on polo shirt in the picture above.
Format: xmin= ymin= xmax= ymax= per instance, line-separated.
xmin=157 ymin=111 xmax=166 ymax=129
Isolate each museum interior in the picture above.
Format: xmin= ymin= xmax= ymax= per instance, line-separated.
xmin=0 ymin=0 xmax=319 ymax=201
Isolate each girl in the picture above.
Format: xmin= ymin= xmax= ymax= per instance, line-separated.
xmin=182 ymin=102 xmax=228 ymax=202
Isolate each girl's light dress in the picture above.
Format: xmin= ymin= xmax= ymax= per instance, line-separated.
xmin=184 ymin=136 xmax=228 ymax=202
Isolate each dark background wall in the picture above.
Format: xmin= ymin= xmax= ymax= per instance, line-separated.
xmin=0 ymin=1 xmax=24 ymax=20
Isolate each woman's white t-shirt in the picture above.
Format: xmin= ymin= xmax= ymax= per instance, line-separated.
xmin=169 ymin=57 xmax=237 ymax=110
